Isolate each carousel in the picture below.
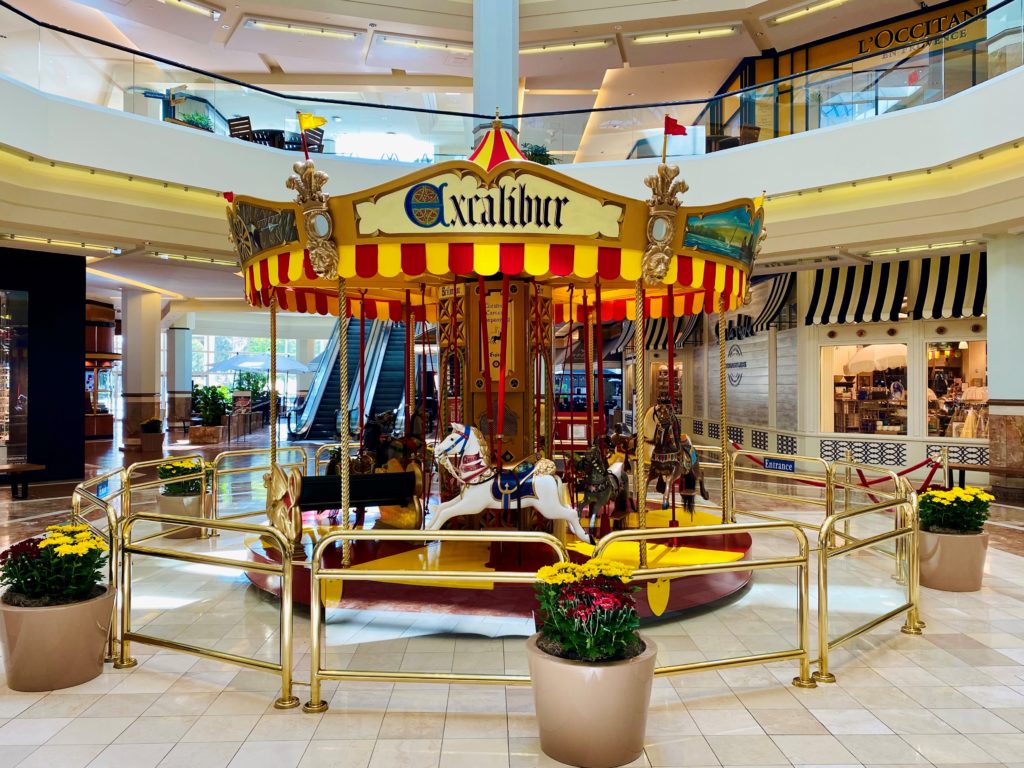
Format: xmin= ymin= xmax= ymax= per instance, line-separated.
xmin=226 ymin=117 xmax=765 ymax=619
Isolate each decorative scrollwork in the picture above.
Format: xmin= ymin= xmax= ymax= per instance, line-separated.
xmin=286 ymin=160 xmax=337 ymax=279
xmin=642 ymin=164 xmax=688 ymax=286
xmin=227 ymin=211 xmax=254 ymax=265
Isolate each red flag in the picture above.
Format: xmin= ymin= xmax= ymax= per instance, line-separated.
xmin=664 ymin=115 xmax=687 ymax=136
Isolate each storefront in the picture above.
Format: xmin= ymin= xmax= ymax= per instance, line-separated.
xmin=680 ymin=251 xmax=988 ymax=479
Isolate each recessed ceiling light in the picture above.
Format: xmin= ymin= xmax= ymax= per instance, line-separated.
xmin=221 ymin=24 xmax=229 ymax=29
xmin=770 ymin=0 xmax=849 ymax=25
xmin=520 ymin=39 xmax=611 ymax=54
xmin=632 ymin=26 xmax=736 ymax=44
xmin=156 ymin=0 xmax=222 ymax=20
xmin=243 ymin=17 xmax=361 ymax=40
xmin=379 ymin=35 xmax=472 ymax=54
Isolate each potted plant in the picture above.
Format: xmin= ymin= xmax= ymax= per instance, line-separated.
xmin=139 ymin=417 xmax=164 ymax=452
xmin=521 ymin=142 xmax=558 ymax=165
xmin=0 ymin=524 xmax=113 ymax=691
xmin=157 ymin=458 xmax=207 ymax=539
xmin=179 ymin=111 xmax=213 ymax=132
xmin=191 ymin=384 xmax=231 ymax=444
xmin=527 ymin=559 xmax=656 ymax=768
xmin=918 ymin=485 xmax=994 ymax=592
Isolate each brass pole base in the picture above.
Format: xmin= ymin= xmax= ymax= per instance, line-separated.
xmin=274 ymin=695 xmax=301 ymax=710
xmin=812 ymin=671 xmax=836 ymax=684
xmin=303 ymin=700 xmax=329 ymax=714
xmin=113 ymin=658 xmax=138 ymax=670
xmin=792 ymin=676 xmax=817 ymax=689
xmin=900 ymin=623 xmax=923 ymax=636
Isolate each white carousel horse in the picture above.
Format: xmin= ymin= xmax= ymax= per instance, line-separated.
xmin=427 ymin=423 xmax=592 ymax=542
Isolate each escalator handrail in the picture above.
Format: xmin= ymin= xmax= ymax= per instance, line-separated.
xmin=356 ymin=321 xmax=393 ymax=425
xmin=346 ymin=319 xmax=387 ymax=432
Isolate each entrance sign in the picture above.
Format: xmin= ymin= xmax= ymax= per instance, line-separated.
xmin=356 ymin=169 xmax=625 ymax=239
xmin=764 ymin=458 xmax=796 ymax=473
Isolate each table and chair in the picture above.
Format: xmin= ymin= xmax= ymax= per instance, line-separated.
xmin=227 ymin=116 xmax=324 ymax=153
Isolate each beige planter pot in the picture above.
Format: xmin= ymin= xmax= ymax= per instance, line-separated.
xmin=0 ymin=586 xmax=115 ymax=691
xmin=190 ymin=425 xmax=224 ymax=445
xmin=158 ymin=494 xmax=205 ymax=539
xmin=527 ymin=633 xmax=657 ymax=768
xmin=139 ymin=432 xmax=164 ymax=452
xmin=919 ymin=530 xmax=989 ymax=592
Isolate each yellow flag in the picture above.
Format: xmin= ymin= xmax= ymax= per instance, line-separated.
xmin=297 ymin=113 xmax=327 ymax=131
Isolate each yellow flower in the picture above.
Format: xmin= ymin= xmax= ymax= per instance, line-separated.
xmin=53 ymin=542 xmax=90 ymax=556
xmin=38 ymin=535 xmax=74 ymax=548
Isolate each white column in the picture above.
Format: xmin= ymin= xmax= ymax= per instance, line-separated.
xmin=473 ymin=0 xmax=519 ymax=142
xmin=986 ymin=235 xmax=1024 ymax=499
xmin=121 ymin=288 xmax=162 ymax=449
xmin=166 ymin=313 xmax=194 ymax=428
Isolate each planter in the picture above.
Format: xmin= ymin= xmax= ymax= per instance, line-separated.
xmin=158 ymin=493 xmax=205 ymax=539
xmin=190 ymin=425 xmax=225 ymax=445
xmin=0 ymin=586 xmax=115 ymax=691
xmin=919 ymin=530 xmax=989 ymax=592
xmin=139 ymin=431 xmax=164 ymax=452
xmin=527 ymin=633 xmax=657 ymax=768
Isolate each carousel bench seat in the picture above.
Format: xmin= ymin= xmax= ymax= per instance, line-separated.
xmin=295 ymin=472 xmax=417 ymax=510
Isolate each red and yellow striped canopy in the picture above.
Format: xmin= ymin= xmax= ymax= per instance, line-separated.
xmin=467 ymin=124 xmax=527 ymax=171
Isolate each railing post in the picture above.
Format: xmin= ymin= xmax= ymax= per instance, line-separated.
xmin=113 ymin=527 xmax=137 ymax=669
xmin=793 ymin=535 xmax=816 ymax=688
xmin=813 ymin=522 xmax=836 ymax=683
xmin=304 ymin=551 xmax=329 ymax=713
xmin=275 ymin=539 xmax=300 ymax=709
xmin=941 ymin=446 xmax=950 ymax=488
xmin=901 ymin=500 xmax=925 ymax=635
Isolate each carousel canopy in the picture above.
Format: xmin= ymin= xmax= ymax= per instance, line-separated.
xmin=227 ymin=121 xmax=763 ymax=319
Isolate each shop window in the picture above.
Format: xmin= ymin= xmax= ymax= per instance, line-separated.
xmin=823 ymin=344 xmax=907 ymax=435
xmin=927 ymin=341 xmax=987 ymax=439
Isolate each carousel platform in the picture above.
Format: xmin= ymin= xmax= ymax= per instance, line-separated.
xmin=244 ymin=507 xmax=752 ymax=621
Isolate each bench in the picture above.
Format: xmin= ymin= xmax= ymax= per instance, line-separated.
xmin=0 ymin=463 xmax=46 ymax=499
xmin=296 ymin=472 xmax=418 ymax=512
xmin=947 ymin=462 xmax=1024 ymax=489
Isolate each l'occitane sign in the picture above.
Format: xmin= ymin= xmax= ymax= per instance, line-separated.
xmin=855 ymin=2 xmax=986 ymax=55
xmin=354 ymin=169 xmax=625 ymax=239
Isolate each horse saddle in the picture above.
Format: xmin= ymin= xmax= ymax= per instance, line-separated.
xmin=489 ymin=467 xmax=536 ymax=511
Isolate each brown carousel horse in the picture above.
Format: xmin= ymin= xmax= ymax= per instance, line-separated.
xmin=574 ymin=443 xmax=631 ymax=536
xmin=641 ymin=403 xmax=709 ymax=521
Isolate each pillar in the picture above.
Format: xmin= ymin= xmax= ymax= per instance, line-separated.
xmin=472 ymin=0 xmax=519 ymax=143
xmin=166 ymin=314 xmax=194 ymax=427
xmin=121 ymin=288 xmax=162 ymax=449
xmin=986 ymin=235 xmax=1024 ymax=500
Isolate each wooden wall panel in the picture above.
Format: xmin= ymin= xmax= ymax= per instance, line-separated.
xmin=776 ymin=329 xmax=798 ymax=431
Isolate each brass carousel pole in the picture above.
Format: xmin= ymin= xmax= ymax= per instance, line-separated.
xmin=718 ymin=295 xmax=731 ymax=523
xmin=338 ymin=279 xmax=351 ymax=567
xmin=269 ymin=294 xmax=278 ymax=469
xmin=634 ymin=282 xmax=648 ymax=568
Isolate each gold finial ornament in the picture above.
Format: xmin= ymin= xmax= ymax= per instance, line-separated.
xmin=287 ymin=159 xmax=337 ymax=279
xmin=642 ymin=164 xmax=689 ymax=286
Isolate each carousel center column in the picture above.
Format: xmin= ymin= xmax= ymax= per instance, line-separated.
xmin=120 ymin=288 xmax=162 ymax=451
xmin=472 ymin=0 xmax=519 ymax=140
xmin=986 ymin=235 xmax=1024 ymax=501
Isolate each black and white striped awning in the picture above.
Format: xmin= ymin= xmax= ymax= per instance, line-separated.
xmin=804 ymin=261 xmax=909 ymax=325
xmin=614 ymin=318 xmax=698 ymax=352
xmin=910 ymin=252 xmax=986 ymax=319
xmin=751 ymin=274 xmax=795 ymax=332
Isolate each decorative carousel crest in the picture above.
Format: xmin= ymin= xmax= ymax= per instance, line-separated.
xmin=227 ymin=210 xmax=254 ymax=265
xmin=642 ymin=164 xmax=689 ymax=287
xmin=286 ymin=160 xmax=337 ymax=279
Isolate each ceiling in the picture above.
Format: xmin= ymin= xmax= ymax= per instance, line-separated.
xmin=13 ymin=0 xmax=924 ymax=139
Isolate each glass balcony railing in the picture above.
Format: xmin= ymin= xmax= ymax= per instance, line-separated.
xmin=0 ymin=0 xmax=1020 ymax=165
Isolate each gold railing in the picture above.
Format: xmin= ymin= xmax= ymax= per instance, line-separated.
xmin=593 ymin=524 xmax=817 ymax=687
xmin=209 ymin=447 xmax=307 ymax=524
xmin=124 ymin=455 xmax=209 ymax=539
xmin=303 ymin=528 xmax=571 ymax=711
xmin=814 ymin=496 xmax=923 ymax=683
xmin=313 ymin=443 xmax=344 ymax=475
xmin=730 ymin=450 xmax=833 ymax=531
xmin=690 ymin=444 xmax=729 ymax=520
xmin=115 ymin=510 xmax=301 ymax=709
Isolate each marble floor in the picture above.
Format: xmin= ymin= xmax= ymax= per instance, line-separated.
xmin=2 ymin=435 xmax=1024 ymax=766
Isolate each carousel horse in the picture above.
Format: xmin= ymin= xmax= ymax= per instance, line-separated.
xmin=427 ymin=423 xmax=592 ymax=542
xmin=641 ymin=404 xmax=709 ymax=519
xmin=574 ymin=444 xmax=630 ymax=533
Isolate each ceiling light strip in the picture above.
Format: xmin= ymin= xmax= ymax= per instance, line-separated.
xmin=771 ymin=0 xmax=849 ymax=26
xmin=244 ymin=18 xmax=361 ymax=40
xmin=864 ymin=240 xmax=979 ymax=257
xmin=520 ymin=40 xmax=611 ymax=54
xmin=632 ymin=27 xmax=737 ymax=45
xmin=156 ymin=0 xmax=223 ymax=21
xmin=379 ymin=36 xmax=472 ymax=54
xmin=2 ymin=233 xmax=121 ymax=254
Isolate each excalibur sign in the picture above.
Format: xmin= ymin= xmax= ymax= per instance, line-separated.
xmin=405 ymin=181 xmax=571 ymax=230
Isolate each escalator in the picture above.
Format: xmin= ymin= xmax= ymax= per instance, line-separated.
xmin=288 ymin=319 xmax=361 ymax=441
xmin=367 ymin=323 xmax=406 ymax=420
